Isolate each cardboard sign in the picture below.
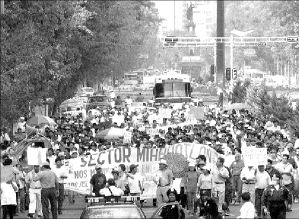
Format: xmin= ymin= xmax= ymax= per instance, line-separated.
xmin=27 ymin=147 xmax=48 ymax=165
xmin=242 ymin=147 xmax=267 ymax=167
xmin=123 ymin=131 xmax=132 ymax=144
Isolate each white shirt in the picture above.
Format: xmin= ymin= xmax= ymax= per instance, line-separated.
xmin=0 ymin=182 xmax=17 ymax=205
xmin=255 ymin=171 xmax=271 ymax=189
xmin=99 ymin=186 xmax=124 ymax=196
xmin=238 ymin=201 xmax=256 ymax=219
xmin=128 ymin=173 xmax=142 ymax=194
xmin=240 ymin=167 xmax=256 ymax=181
xmin=52 ymin=166 xmax=68 ymax=184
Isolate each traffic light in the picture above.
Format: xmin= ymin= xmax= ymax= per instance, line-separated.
xmin=226 ymin=68 xmax=231 ymax=81
xmin=210 ymin=64 xmax=215 ymax=75
xmin=232 ymin=68 xmax=237 ymax=79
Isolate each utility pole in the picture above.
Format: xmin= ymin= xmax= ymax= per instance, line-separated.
xmin=1 ymin=0 xmax=4 ymax=15
xmin=216 ymin=0 xmax=225 ymax=88
xmin=173 ymin=0 xmax=176 ymax=35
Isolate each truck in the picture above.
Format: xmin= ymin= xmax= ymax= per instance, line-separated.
xmin=153 ymin=70 xmax=192 ymax=104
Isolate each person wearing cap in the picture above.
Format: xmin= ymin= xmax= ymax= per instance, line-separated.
xmin=212 ymin=157 xmax=229 ymax=214
xmin=90 ymin=164 xmax=107 ymax=197
xmin=126 ymin=164 xmax=143 ymax=196
xmin=275 ymin=152 xmax=294 ymax=211
xmin=262 ymin=173 xmax=289 ymax=219
xmin=52 ymin=157 xmax=68 ymax=214
xmin=240 ymin=161 xmax=256 ymax=204
xmin=196 ymin=163 xmax=213 ymax=214
xmin=254 ymin=164 xmax=271 ymax=218
xmin=153 ymin=159 xmax=174 ymax=206
xmin=25 ymin=165 xmax=42 ymax=218
xmin=33 ymin=162 xmax=59 ymax=219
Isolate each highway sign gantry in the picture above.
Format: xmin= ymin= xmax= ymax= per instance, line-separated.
xmin=161 ymin=36 xmax=299 ymax=48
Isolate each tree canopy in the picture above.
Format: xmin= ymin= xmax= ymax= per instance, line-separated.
xmin=1 ymin=0 xmax=161 ymax=127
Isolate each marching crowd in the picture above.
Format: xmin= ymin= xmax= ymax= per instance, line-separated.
xmin=1 ymin=97 xmax=299 ymax=219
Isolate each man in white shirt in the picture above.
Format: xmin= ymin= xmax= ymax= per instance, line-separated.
xmin=99 ymin=179 xmax=124 ymax=197
xmin=127 ymin=164 xmax=143 ymax=196
xmin=275 ymin=152 xmax=294 ymax=211
xmin=25 ymin=165 xmax=43 ymax=218
xmin=52 ymin=157 xmax=68 ymax=214
xmin=255 ymin=165 xmax=271 ymax=218
xmin=153 ymin=159 xmax=174 ymax=206
xmin=212 ymin=157 xmax=229 ymax=213
xmin=240 ymin=162 xmax=256 ymax=204
xmin=238 ymin=192 xmax=256 ymax=219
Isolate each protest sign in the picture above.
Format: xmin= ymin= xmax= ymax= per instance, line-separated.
xmin=242 ymin=146 xmax=267 ymax=166
xmin=27 ymin=147 xmax=48 ymax=165
xmin=64 ymin=143 xmax=221 ymax=196
xmin=123 ymin=131 xmax=132 ymax=144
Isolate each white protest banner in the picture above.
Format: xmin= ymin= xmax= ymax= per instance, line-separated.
xmin=123 ymin=131 xmax=132 ymax=144
xmin=64 ymin=143 xmax=221 ymax=196
xmin=27 ymin=147 xmax=48 ymax=165
xmin=242 ymin=146 xmax=267 ymax=167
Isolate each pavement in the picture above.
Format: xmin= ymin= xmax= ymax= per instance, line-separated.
xmin=14 ymin=196 xmax=299 ymax=219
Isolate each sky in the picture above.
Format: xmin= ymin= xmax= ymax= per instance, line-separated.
xmin=153 ymin=1 xmax=185 ymax=31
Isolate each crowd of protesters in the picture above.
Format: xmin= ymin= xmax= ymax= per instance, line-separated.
xmin=1 ymin=94 xmax=299 ymax=219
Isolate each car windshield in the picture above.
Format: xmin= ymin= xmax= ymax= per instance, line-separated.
xmin=87 ymin=206 xmax=143 ymax=218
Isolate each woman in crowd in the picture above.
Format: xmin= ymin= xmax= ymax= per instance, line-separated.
xmin=1 ymin=158 xmax=18 ymax=219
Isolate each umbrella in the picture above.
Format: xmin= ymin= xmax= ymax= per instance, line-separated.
xmin=96 ymin=127 xmax=125 ymax=140
xmin=26 ymin=115 xmax=56 ymax=127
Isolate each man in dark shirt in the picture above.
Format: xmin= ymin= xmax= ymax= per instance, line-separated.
xmin=90 ymin=164 xmax=107 ymax=196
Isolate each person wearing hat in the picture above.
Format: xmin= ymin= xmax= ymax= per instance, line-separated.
xmin=90 ymin=164 xmax=106 ymax=197
xmin=33 ymin=162 xmax=59 ymax=219
xmin=126 ymin=164 xmax=143 ymax=196
xmin=254 ymin=164 xmax=271 ymax=218
xmin=275 ymin=151 xmax=294 ymax=212
xmin=240 ymin=161 xmax=256 ymax=204
xmin=25 ymin=165 xmax=42 ymax=218
xmin=153 ymin=159 xmax=174 ymax=206
xmin=196 ymin=163 xmax=213 ymax=215
xmin=183 ymin=160 xmax=198 ymax=215
xmin=52 ymin=157 xmax=68 ymax=214
xmin=262 ymin=173 xmax=289 ymax=219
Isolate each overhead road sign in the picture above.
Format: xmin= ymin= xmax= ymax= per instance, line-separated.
xmin=286 ymin=36 xmax=299 ymax=43
xmin=161 ymin=36 xmax=299 ymax=48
